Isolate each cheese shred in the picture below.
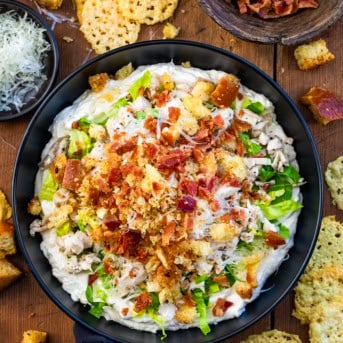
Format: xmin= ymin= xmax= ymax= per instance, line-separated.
xmin=0 ymin=11 xmax=51 ymax=112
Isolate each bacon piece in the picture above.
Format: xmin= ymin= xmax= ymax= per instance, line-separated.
xmin=210 ymin=75 xmax=239 ymax=108
xmin=183 ymin=213 xmax=195 ymax=230
xmin=88 ymin=274 xmax=98 ymax=285
xmin=177 ymin=195 xmax=197 ymax=212
xmin=96 ymin=178 xmax=111 ymax=193
xmin=230 ymin=118 xmax=252 ymax=136
xmin=134 ymin=292 xmax=153 ymax=313
xmin=162 ymin=221 xmax=176 ymax=246
xmin=180 ymin=179 xmax=198 ymax=196
xmin=168 ymin=107 xmax=181 ymax=123
xmin=194 ymin=128 xmax=210 ymax=142
xmin=104 ymin=217 xmax=121 ymax=231
xmin=153 ymin=90 xmax=170 ymax=107
xmin=158 ymin=148 xmax=191 ymax=171
xmin=144 ymin=143 xmax=159 ymax=161
xmin=110 ymin=137 xmax=138 ymax=155
xmin=212 ymin=298 xmax=233 ymax=317
xmin=119 ymin=229 xmax=142 ymax=256
xmin=108 ymin=167 xmax=122 ymax=185
xmin=144 ymin=117 xmax=157 ymax=133
xmin=236 ymin=139 xmax=246 ymax=156
xmin=273 ymin=0 xmax=296 ymax=16
xmin=213 ymin=114 xmax=225 ymax=128
xmin=265 ymin=231 xmax=286 ymax=248
xmin=121 ymin=308 xmax=129 ymax=316
xmin=300 ymin=87 xmax=343 ymax=125
xmin=192 ymin=148 xmax=205 ymax=163
xmin=62 ymin=159 xmax=81 ymax=191
xmin=213 ymin=274 xmax=230 ymax=287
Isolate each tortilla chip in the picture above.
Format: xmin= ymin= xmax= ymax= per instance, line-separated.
xmin=241 ymin=329 xmax=302 ymax=342
xmin=118 ymin=0 xmax=179 ymax=25
xmin=325 ymin=157 xmax=343 ymax=210
xmin=80 ymin=0 xmax=140 ymax=54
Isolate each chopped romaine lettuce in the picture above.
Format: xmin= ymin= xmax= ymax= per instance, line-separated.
xmin=136 ymin=111 xmax=146 ymax=120
xmin=239 ymin=133 xmax=262 ymax=156
xmin=192 ymin=288 xmax=211 ymax=335
xmin=129 ymin=70 xmax=152 ymax=100
xmin=278 ymin=224 xmax=290 ymax=239
xmin=39 ymin=170 xmax=59 ymax=201
xmin=258 ymin=200 xmax=303 ymax=220
xmin=67 ymin=129 xmax=93 ymax=159
xmin=85 ymin=285 xmax=105 ymax=319
xmin=278 ymin=165 xmax=300 ymax=184
xmin=224 ymin=264 xmax=241 ymax=286
xmin=56 ymin=222 xmax=70 ymax=236
xmin=241 ymin=97 xmax=251 ymax=109
xmin=258 ymin=165 xmax=275 ymax=182
xmin=247 ymin=101 xmax=265 ymax=115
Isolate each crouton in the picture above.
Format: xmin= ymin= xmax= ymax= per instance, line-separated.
xmin=210 ymin=74 xmax=239 ymax=108
xmin=294 ymin=39 xmax=335 ymax=71
xmin=161 ymin=125 xmax=180 ymax=145
xmin=27 ymin=197 xmax=42 ymax=216
xmin=89 ymin=124 xmax=107 ymax=141
xmin=141 ymin=164 xmax=166 ymax=196
xmin=183 ymin=95 xmax=211 ymax=119
xmin=0 ymin=190 xmax=12 ymax=221
xmin=216 ymin=150 xmax=247 ymax=181
xmin=88 ymin=73 xmax=109 ymax=92
xmin=163 ymin=23 xmax=180 ymax=39
xmin=234 ymin=281 xmax=253 ymax=299
xmin=161 ymin=73 xmax=175 ymax=91
xmin=115 ymin=63 xmax=134 ymax=80
xmin=21 ymin=330 xmax=47 ymax=343
xmin=36 ymin=0 xmax=63 ymax=9
xmin=209 ymin=223 xmax=238 ymax=242
xmin=191 ymin=81 xmax=215 ymax=102
xmin=300 ymin=87 xmax=343 ymax=125
xmin=176 ymin=110 xmax=199 ymax=135
xmin=174 ymin=303 xmax=197 ymax=324
xmin=0 ymin=258 xmax=21 ymax=291
xmin=202 ymin=151 xmax=217 ymax=176
xmin=188 ymin=240 xmax=212 ymax=257
xmin=50 ymin=153 xmax=67 ymax=184
xmin=0 ymin=222 xmax=16 ymax=258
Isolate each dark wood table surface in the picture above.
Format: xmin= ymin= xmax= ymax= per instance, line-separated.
xmin=1 ymin=0 xmax=342 ymax=342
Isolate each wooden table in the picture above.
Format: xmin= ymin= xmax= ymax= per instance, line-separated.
xmin=1 ymin=0 xmax=342 ymax=342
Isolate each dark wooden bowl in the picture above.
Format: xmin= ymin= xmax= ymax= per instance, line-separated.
xmin=197 ymin=0 xmax=343 ymax=45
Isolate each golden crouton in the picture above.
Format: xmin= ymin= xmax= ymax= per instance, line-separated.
xmin=141 ymin=164 xmax=166 ymax=196
xmin=36 ymin=0 xmax=63 ymax=9
xmin=89 ymin=124 xmax=107 ymax=141
xmin=0 ymin=258 xmax=21 ymax=291
xmin=300 ymin=87 xmax=343 ymax=125
xmin=294 ymin=39 xmax=335 ymax=71
xmin=0 ymin=222 xmax=16 ymax=258
xmin=234 ymin=281 xmax=253 ymax=299
xmin=27 ymin=197 xmax=42 ymax=216
xmin=176 ymin=110 xmax=199 ymax=135
xmin=183 ymin=95 xmax=211 ymax=119
xmin=0 ymin=190 xmax=12 ymax=221
xmin=115 ymin=63 xmax=134 ymax=80
xmin=188 ymin=240 xmax=212 ymax=257
xmin=174 ymin=303 xmax=197 ymax=324
xmin=161 ymin=73 xmax=175 ymax=91
xmin=163 ymin=23 xmax=180 ymax=39
xmin=216 ymin=150 xmax=247 ymax=181
xmin=88 ymin=73 xmax=109 ymax=92
xmin=21 ymin=330 xmax=47 ymax=343
xmin=191 ymin=81 xmax=215 ymax=102
xmin=202 ymin=151 xmax=217 ymax=176
xmin=209 ymin=223 xmax=238 ymax=242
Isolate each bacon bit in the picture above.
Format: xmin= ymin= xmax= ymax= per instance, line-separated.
xmin=62 ymin=159 xmax=81 ymax=191
xmin=229 ymin=208 xmax=247 ymax=224
xmin=118 ymin=229 xmax=142 ymax=256
xmin=184 ymin=293 xmax=196 ymax=307
xmin=152 ymin=181 xmax=164 ymax=193
xmin=162 ymin=221 xmax=176 ymax=246
xmin=231 ymin=118 xmax=252 ymax=136
xmin=108 ymin=167 xmax=122 ymax=185
xmin=210 ymin=200 xmax=221 ymax=212
xmin=144 ymin=116 xmax=157 ymax=133
xmin=212 ymin=298 xmax=233 ymax=317
xmin=168 ymin=107 xmax=181 ymax=123
xmin=129 ymin=267 xmax=137 ymax=278
xmin=194 ymin=128 xmax=210 ymax=142
xmin=192 ymin=148 xmax=205 ymax=163
xmin=153 ymin=90 xmax=170 ymax=107
xmin=265 ymin=231 xmax=286 ymax=248
xmin=210 ymin=75 xmax=239 ymax=108
xmin=177 ymin=195 xmax=197 ymax=213
xmin=120 ymin=164 xmax=142 ymax=178
xmin=158 ymin=148 xmax=191 ymax=171
xmin=213 ymin=274 xmax=230 ymax=287
xmin=111 ymin=137 xmax=138 ymax=155
xmin=121 ymin=308 xmax=129 ymax=316
xmin=237 ymin=92 xmax=244 ymax=100
xmin=71 ymin=121 xmax=80 ymax=129
xmin=213 ymin=114 xmax=225 ymax=128
xmin=88 ymin=274 xmax=98 ymax=285
xmin=228 ymin=178 xmax=241 ymax=188
xmin=207 ymin=176 xmax=217 ymax=192
xmin=218 ymin=213 xmax=230 ymax=224
xmin=96 ymin=178 xmax=111 ymax=193
xmin=237 ymin=109 xmax=244 ymax=117
xmin=180 ymin=179 xmax=198 ymax=196
xmin=236 ymin=139 xmax=246 ymax=156
xmin=134 ymin=292 xmax=153 ymax=313
xmin=183 ymin=213 xmax=195 ymax=230
xmin=104 ymin=218 xmax=121 ymax=231
xmin=136 ymin=247 xmax=148 ymax=262
xmin=103 ymin=259 xmax=114 ymax=274
xmin=144 ymin=143 xmax=159 ymax=161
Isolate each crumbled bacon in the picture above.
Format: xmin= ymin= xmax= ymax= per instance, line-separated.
xmin=108 ymin=167 xmax=122 ymax=185
xmin=168 ymin=107 xmax=181 ymax=123
xmin=158 ymin=148 xmax=191 ymax=171
xmin=212 ymin=298 xmax=233 ymax=317
xmin=183 ymin=213 xmax=195 ymax=230
xmin=162 ymin=220 xmax=176 ymax=246
xmin=62 ymin=159 xmax=81 ymax=191
xmin=153 ymin=90 xmax=170 ymax=107
xmin=213 ymin=114 xmax=225 ymax=128
xmin=144 ymin=143 xmax=159 ymax=161
xmin=121 ymin=308 xmax=129 ymax=316
xmin=265 ymin=231 xmax=286 ymax=248
xmin=144 ymin=116 xmax=157 ymax=133
xmin=104 ymin=217 xmax=121 ymax=231
xmin=88 ymin=274 xmax=98 ymax=285
xmin=180 ymin=179 xmax=198 ymax=196
xmin=192 ymin=148 xmax=205 ymax=163
xmin=117 ymin=229 xmax=142 ymax=256
xmin=177 ymin=195 xmax=197 ymax=213
xmin=230 ymin=118 xmax=252 ymax=136
xmin=213 ymin=274 xmax=230 ymax=287
xmin=110 ymin=137 xmax=138 ymax=155
xmin=134 ymin=292 xmax=153 ymax=313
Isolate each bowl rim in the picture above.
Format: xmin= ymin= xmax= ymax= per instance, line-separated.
xmin=12 ymin=39 xmax=323 ymax=342
xmin=0 ymin=0 xmax=59 ymax=121
xmin=197 ymin=0 xmax=343 ymax=45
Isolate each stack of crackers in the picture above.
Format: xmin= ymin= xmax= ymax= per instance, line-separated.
xmin=73 ymin=0 xmax=179 ymax=54
xmin=293 ymin=216 xmax=343 ymax=342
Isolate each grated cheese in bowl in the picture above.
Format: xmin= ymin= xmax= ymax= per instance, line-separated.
xmin=0 ymin=10 xmax=51 ymax=113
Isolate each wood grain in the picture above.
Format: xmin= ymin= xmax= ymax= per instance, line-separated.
xmin=0 ymin=0 xmax=341 ymax=342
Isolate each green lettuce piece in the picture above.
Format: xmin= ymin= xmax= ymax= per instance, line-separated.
xmin=278 ymin=165 xmax=300 ymax=184
xmin=77 ymin=209 xmax=98 ymax=231
xmin=224 ymin=264 xmax=241 ymax=286
xmin=68 ymin=129 xmax=93 ymax=159
xmin=129 ymin=71 xmax=152 ymax=100
xmin=236 ymin=240 xmax=253 ymax=253
xmin=205 ymin=279 xmax=220 ymax=294
xmin=247 ymin=101 xmax=265 ymax=115
xmin=85 ymin=285 xmax=105 ymax=319
xmin=239 ymin=133 xmax=262 ymax=156
xmin=39 ymin=171 xmax=58 ymax=201
xmin=278 ymin=224 xmax=290 ymax=239
xmin=136 ymin=111 xmax=146 ymax=120
xmin=241 ymin=97 xmax=251 ymax=109
xmin=192 ymin=288 xmax=211 ymax=335
xmin=56 ymin=222 xmax=70 ymax=236
xmin=258 ymin=165 xmax=275 ymax=182
xmin=258 ymin=200 xmax=303 ymax=220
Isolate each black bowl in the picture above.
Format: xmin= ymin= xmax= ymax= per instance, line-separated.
xmin=0 ymin=0 xmax=59 ymax=121
xmin=12 ymin=40 xmax=323 ymax=343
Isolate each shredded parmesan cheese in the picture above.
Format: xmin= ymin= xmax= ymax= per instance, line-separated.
xmin=0 ymin=11 xmax=51 ymax=112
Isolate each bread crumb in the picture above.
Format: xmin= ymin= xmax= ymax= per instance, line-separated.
xmin=63 ymin=36 xmax=74 ymax=43
xmin=163 ymin=23 xmax=180 ymax=39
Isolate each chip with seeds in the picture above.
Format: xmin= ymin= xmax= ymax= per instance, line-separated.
xmin=309 ymin=300 xmax=343 ymax=343
xmin=118 ymin=0 xmax=179 ymax=25
xmin=307 ymin=216 xmax=343 ymax=271
xmin=241 ymin=329 xmax=302 ymax=343
xmin=325 ymin=156 xmax=343 ymax=210
xmin=80 ymin=0 xmax=140 ymax=55
xmin=293 ymin=265 xmax=343 ymax=324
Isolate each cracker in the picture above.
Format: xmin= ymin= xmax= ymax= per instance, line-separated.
xmin=80 ymin=0 xmax=140 ymax=55
xmin=325 ymin=157 xmax=343 ymax=210
xmin=293 ymin=265 xmax=343 ymax=324
xmin=0 ymin=258 xmax=21 ymax=290
xmin=118 ymin=0 xmax=179 ymax=25
xmin=307 ymin=216 xmax=343 ymax=271
xmin=0 ymin=190 xmax=12 ymax=221
xmin=241 ymin=329 xmax=302 ymax=343
xmin=309 ymin=300 xmax=343 ymax=343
